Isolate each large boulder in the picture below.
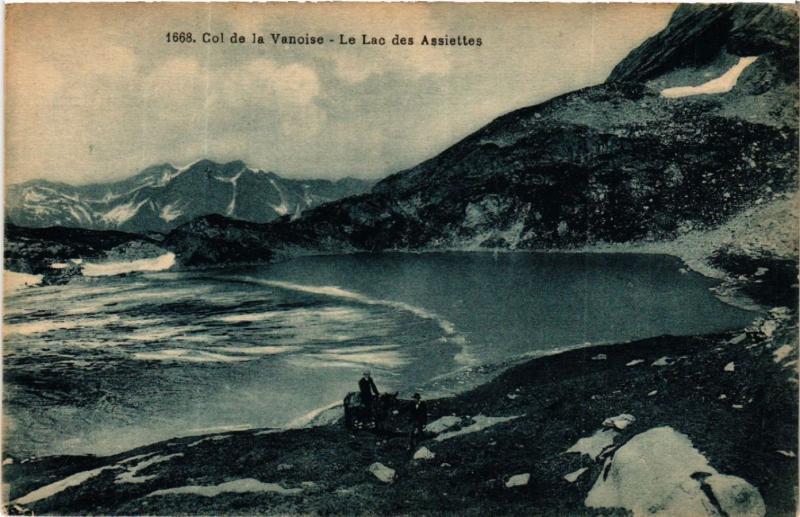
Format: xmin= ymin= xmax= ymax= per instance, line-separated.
xmin=585 ymin=426 xmax=765 ymax=517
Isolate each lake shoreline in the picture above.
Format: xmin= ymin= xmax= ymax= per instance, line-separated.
xmin=4 ymin=256 xmax=796 ymax=516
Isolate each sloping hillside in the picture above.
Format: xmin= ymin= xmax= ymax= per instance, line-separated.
xmin=162 ymin=4 xmax=798 ymax=267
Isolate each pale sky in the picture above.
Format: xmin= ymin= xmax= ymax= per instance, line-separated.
xmin=5 ymin=3 xmax=675 ymax=185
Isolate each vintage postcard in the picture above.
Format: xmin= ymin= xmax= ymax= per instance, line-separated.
xmin=3 ymin=2 xmax=798 ymax=515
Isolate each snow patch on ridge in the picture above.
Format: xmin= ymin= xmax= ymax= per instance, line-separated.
xmin=269 ymin=179 xmax=290 ymax=216
xmin=214 ymin=168 xmax=245 ymax=216
xmin=159 ymin=202 xmax=184 ymax=222
xmin=102 ymin=199 xmax=149 ymax=225
xmin=661 ymin=56 xmax=759 ymax=98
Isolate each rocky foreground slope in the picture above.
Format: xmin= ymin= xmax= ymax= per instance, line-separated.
xmin=160 ymin=3 xmax=797 ymax=267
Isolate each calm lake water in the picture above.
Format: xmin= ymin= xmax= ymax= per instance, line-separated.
xmin=3 ymin=252 xmax=755 ymax=458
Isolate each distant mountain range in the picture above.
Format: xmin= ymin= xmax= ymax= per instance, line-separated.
xmin=163 ymin=3 xmax=799 ymax=265
xmin=6 ymin=160 xmax=373 ymax=233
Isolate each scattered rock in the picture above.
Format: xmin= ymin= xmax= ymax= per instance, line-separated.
xmin=651 ymin=356 xmax=672 ymax=367
xmin=769 ymin=307 xmax=792 ymax=321
xmin=728 ymin=333 xmax=747 ymax=345
xmin=592 ymin=354 xmax=607 ymax=361
xmin=773 ymin=345 xmax=794 ymax=363
xmin=564 ymin=467 xmax=588 ymax=483
xmin=507 ymin=393 xmax=518 ymax=400
xmin=603 ymin=414 xmax=636 ymax=430
xmin=724 ymin=362 xmax=735 ymax=372
xmin=277 ymin=463 xmax=294 ymax=471
xmin=760 ymin=320 xmax=778 ymax=338
xmin=368 ymin=462 xmax=396 ymax=484
xmin=3 ymin=457 xmax=14 ymax=465
xmin=719 ymin=394 xmax=728 ymax=400
xmin=626 ymin=359 xmax=644 ymax=366
xmin=413 ymin=447 xmax=436 ymax=460
xmin=505 ymin=473 xmax=530 ymax=488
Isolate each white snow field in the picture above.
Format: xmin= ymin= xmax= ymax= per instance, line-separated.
xmin=661 ymin=56 xmax=758 ymax=98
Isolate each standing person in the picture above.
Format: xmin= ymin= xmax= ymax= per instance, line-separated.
xmin=408 ymin=392 xmax=427 ymax=451
xmin=359 ymin=370 xmax=379 ymax=418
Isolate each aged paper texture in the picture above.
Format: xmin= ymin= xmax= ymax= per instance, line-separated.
xmin=3 ymin=3 xmax=798 ymax=515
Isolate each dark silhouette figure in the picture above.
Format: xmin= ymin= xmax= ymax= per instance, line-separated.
xmin=359 ymin=371 xmax=379 ymax=415
xmin=408 ymin=392 xmax=428 ymax=450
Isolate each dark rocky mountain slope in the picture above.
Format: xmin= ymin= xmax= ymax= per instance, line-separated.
xmin=6 ymin=160 xmax=373 ymax=234
xmin=162 ymin=4 xmax=798 ymax=266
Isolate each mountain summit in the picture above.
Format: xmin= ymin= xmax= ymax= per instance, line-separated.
xmin=6 ymin=161 xmax=373 ymax=233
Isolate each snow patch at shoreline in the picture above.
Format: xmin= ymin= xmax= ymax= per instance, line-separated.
xmin=82 ymin=253 xmax=175 ymax=277
xmin=4 ymin=270 xmax=43 ymax=295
